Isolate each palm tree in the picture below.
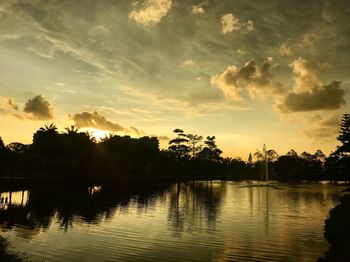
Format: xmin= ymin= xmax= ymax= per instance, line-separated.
xmin=32 ymin=123 xmax=60 ymax=159
xmin=100 ymin=133 xmax=116 ymax=142
xmin=64 ymin=125 xmax=79 ymax=135
xmin=85 ymin=131 xmax=96 ymax=143
xmin=39 ymin=123 xmax=58 ymax=133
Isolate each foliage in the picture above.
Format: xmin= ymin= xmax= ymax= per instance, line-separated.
xmin=335 ymin=113 xmax=350 ymax=156
xmin=325 ymin=113 xmax=350 ymax=179
xmin=274 ymin=150 xmax=323 ymax=178
xmin=168 ymin=129 xmax=189 ymax=159
xmin=0 ymin=115 xmax=349 ymax=180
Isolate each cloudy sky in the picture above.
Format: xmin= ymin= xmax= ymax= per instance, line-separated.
xmin=0 ymin=0 xmax=349 ymax=159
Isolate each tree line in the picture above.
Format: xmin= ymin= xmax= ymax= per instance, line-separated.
xmin=0 ymin=113 xmax=349 ymax=180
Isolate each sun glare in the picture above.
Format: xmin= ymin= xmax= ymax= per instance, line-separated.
xmin=83 ymin=128 xmax=110 ymax=142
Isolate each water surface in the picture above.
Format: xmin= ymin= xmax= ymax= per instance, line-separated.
xmin=0 ymin=181 xmax=344 ymax=261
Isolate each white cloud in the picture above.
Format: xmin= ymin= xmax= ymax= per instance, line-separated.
xmin=276 ymin=58 xmax=346 ymax=112
xmin=211 ymin=65 xmax=242 ymax=100
xmin=192 ymin=5 xmax=205 ymax=15
xmin=220 ymin=14 xmax=253 ymax=34
xmin=220 ymin=14 xmax=241 ymax=34
xmin=129 ymin=0 xmax=172 ymax=26
xmin=290 ymin=58 xmax=329 ymax=93
xmin=211 ymin=58 xmax=285 ymax=101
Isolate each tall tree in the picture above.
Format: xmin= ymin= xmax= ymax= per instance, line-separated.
xmin=168 ymin=129 xmax=189 ymax=159
xmin=248 ymin=153 xmax=253 ymax=164
xmin=186 ymin=134 xmax=203 ymax=159
xmin=198 ymin=136 xmax=222 ymax=161
xmin=336 ymin=113 xmax=350 ymax=156
xmin=32 ymin=123 xmax=61 ymax=159
xmin=64 ymin=125 xmax=79 ymax=135
xmin=254 ymin=147 xmax=278 ymax=162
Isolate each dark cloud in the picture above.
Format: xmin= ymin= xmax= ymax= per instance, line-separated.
xmin=277 ymin=58 xmax=346 ymax=113
xmin=70 ymin=111 xmax=169 ymax=140
xmin=70 ymin=111 xmax=125 ymax=133
xmin=278 ymin=81 xmax=345 ymax=112
xmin=211 ymin=58 xmax=285 ymax=100
xmin=23 ymin=95 xmax=54 ymax=120
xmin=1 ymin=95 xmax=53 ymax=120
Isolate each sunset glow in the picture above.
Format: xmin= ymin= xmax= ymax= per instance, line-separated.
xmin=82 ymin=128 xmax=110 ymax=142
xmin=0 ymin=0 xmax=349 ymax=159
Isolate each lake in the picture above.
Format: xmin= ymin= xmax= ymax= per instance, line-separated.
xmin=0 ymin=180 xmax=345 ymax=261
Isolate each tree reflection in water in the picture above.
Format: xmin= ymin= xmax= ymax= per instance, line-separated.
xmin=0 ymin=181 xmax=226 ymax=237
xmin=0 ymin=181 xmax=343 ymax=261
xmin=168 ymin=180 xmax=226 ymax=236
xmin=0 ymin=182 xmax=169 ymax=234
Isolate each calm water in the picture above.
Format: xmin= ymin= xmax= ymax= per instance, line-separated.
xmin=0 ymin=181 xmax=345 ymax=261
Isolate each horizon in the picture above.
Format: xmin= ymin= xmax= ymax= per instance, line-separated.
xmin=1 ymin=0 xmax=349 ymax=159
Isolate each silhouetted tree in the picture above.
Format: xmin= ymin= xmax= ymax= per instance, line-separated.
xmin=274 ymin=153 xmax=304 ymax=178
xmin=97 ymin=134 xmax=160 ymax=174
xmin=223 ymin=157 xmax=248 ymax=176
xmin=168 ymin=129 xmax=189 ymax=159
xmin=254 ymin=147 xmax=278 ymax=162
xmin=301 ymin=151 xmax=316 ymax=162
xmin=315 ymin=149 xmax=326 ymax=162
xmin=247 ymin=153 xmax=253 ymax=164
xmin=198 ymin=136 xmax=222 ymax=161
xmin=6 ymin=142 xmax=31 ymax=176
xmin=254 ymin=149 xmax=263 ymax=161
xmin=286 ymin=149 xmax=298 ymax=157
xmin=32 ymin=123 xmax=60 ymax=159
xmin=6 ymin=142 xmax=28 ymax=155
xmin=266 ymin=149 xmax=278 ymax=162
xmin=325 ymin=113 xmax=350 ymax=178
xmin=64 ymin=125 xmax=79 ymax=135
xmin=335 ymin=113 xmax=350 ymax=156
xmin=61 ymin=126 xmax=95 ymax=172
xmin=186 ymin=134 xmax=203 ymax=159
xmin=0 ymin=137 xmax=7 ymax=176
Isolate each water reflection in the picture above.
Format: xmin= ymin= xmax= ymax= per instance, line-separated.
xmin=0 ymin=181 xmax=344 ymax=261
xmin=168 ymin=181 xmax=225 ymax=236
xmin=0 ymin=191 xmax=29 ymax=210
xmin=0 ymin=182 xmax=173 ymax=234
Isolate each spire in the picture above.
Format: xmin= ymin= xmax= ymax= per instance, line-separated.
xmin=248 ymin=152 xmax=252 ymax=164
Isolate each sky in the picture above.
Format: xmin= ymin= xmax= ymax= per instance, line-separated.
xmin=0 ymin=0 xmax=349 ymax=159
